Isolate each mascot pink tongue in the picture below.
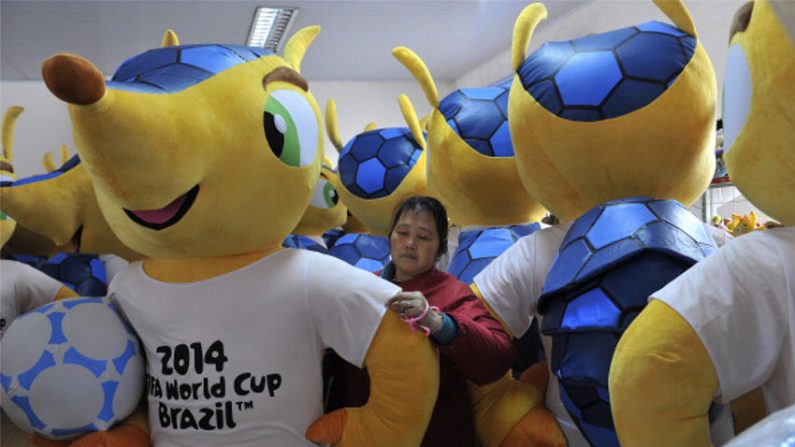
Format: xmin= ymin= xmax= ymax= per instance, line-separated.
xmin=37 ymin=27 xmax=439 ymax=447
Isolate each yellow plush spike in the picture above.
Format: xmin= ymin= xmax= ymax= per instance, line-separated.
xmin=399 ymin=94 xmax=426 ymax=150
xmin=419 ymin=113 xmax=430 ymax=131
xmin=42 ymin=152 xmax=56 ymax=173
xmin=160 ymin=29 xmax=180 ymax=47
xmin=511 ymin=3 xmax=548 ymax=72
xmin=363 ymin=122 xmax=378 ymax=132
xmin=325 ymin=100 xmax=344 ymax=152
xmin=283 ymin=25 xmax=320 ymax=73
xmin=724 ymin=0 xmax=795 ymax=225
xmin=653 ymin=0 xmax=697 ymax=37
xmin=2 ymin=106 xmax=23 ymax=162
xmin=59 ymin=144 xmax=70 ymax=165
xmin=392 ymin=47 xmax=439 ymax=108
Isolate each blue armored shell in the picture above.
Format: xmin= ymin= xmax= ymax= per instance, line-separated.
xmin=537 ymin=197 xmax=715 ymax=447
xmin=337 ymin=128 xmax=424 ymax=200
xmin=4 ymin=155 xmax=81 ymax=188
xmin=108 ymin=44 xmax=275 ymax=94
xmin=438 ymin=76 xmax=513 ymax=157
xmin=321 ymin=228 xmax=345 ymax=249
xmin=282 ymin=235 xmax=327 ymax=253
xmin=327 ymin=233 xmax=390 ymax=273
xmin=9 ymin=253 xmax=108 ymax=297
xmin=518 ymin=21 xmax=696 ymax=121
xmin=448 ymin=223 xmax=540 ymax=285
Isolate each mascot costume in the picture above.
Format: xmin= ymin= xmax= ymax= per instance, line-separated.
xmin=610 ymin=1 xmax=795 ymax=445
xmin=471 ymin=1 xmax=732 ymax=446
xmin=38 ymin=27 xmax=439 ymax=446
xmin=392 ymin=45 xmax=564 ymax=447
xmin=323 ymin=95 xmax=427 ymax=272
xmin=282 ymin=158 xmax=347 ymax=253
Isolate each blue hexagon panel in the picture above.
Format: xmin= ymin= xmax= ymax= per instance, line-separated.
xmin=327 ymin=233 xmax=390 ymax=273
xmin=517 ymin=20 xmax=696 ymax=121
xmin=282 ymin=234 xmax=327 ymax=253
xmin=108 ymin=44 xmax=274 ymax=93
xmin=9 ymin=252 xmax=108 ymax=297
xmin=438 ymin=81 xmax=514 ymax=157
xmin=535 ymin=196 xmax=717 ymax=447
xmin=337 ymin=128 xmax=424 ymax=199
xmin=448 ymin=223 xmax=540 ymax=285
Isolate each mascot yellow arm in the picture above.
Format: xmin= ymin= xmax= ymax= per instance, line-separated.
xmin=610 ymin=300 xmax=718 ymax=446
xmin=469 ymin=284 xmax=566 ymax=447
xmin=306 ymin=311 xmax=439 ymax=446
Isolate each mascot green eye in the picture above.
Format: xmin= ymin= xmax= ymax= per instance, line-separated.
xmin=263 ymin=89 xmax=318 ymax=167
xmin=309 ymin=178 xmax=339 ymax=209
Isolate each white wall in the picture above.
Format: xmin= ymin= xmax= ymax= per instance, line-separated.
xmin=453 ymin=0 xmax=745 ymax=93
xmin=0 ymin=79 xmax=449 ymax=178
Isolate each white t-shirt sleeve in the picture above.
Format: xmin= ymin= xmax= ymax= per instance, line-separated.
xmin=652 ymin=231 xmax=790 ymax=403
xmin=1 ymin=260 xmax=66 ymax=336
xmin=473 ymin=235 xmax=538 ymax=338
xmin=304 ymin=253 xmax=401 ymax=368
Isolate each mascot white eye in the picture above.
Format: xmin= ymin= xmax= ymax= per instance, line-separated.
xmin=309 ymin=177 xmax=339 ymax=209
xmin=721 ymin=44 xmax=752 ymax=154
xmin=263 ymin=89 xmax=318 ymax=167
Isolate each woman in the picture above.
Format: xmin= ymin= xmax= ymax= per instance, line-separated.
xmin=337 ymin=195 xmax=516 ymax=447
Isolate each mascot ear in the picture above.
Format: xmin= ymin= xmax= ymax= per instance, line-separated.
xmin=2 ymin=106 xmax=23 ymax=164
xmin=160 ymin=29 xmax=180 ymax=47
xmin=284 ymin=26 xmax=320 ymax=73
xmin=511 ymin=3 xmax=548 ymax=72
xmin=392 ymin=47 xmax=439 ymax=109
xmin=653 ymin=0 xmax=697 ymax=37
xmin=324 ymin=100 xmax=345 ymax=153
xmin=363 ymin=122 xmax=378 ymax=132
xmin=399 ymin=94 xmax=426 ymax=150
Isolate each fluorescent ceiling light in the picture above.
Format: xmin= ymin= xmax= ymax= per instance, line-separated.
xmin=247 ymin=7 xmax=300 ymax=52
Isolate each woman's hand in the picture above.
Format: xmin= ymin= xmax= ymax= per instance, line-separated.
xmin=388 ymin=291 xmax=444 ymax=335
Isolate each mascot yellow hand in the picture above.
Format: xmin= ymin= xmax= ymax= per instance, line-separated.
xmin=609 ymin=300 xmax=718 ymax=446
xmin=306 ymin=312 xmax=439 ymax=446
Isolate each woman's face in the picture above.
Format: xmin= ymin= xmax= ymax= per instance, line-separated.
xmin=389 ymin=210 xmax=440 ymax=281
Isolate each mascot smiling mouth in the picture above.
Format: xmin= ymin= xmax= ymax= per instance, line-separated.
xmin=124 ymin=185 xmax=199 ymax=230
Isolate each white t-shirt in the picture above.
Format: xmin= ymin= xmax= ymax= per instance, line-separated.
xmin=0 ymin=259 xmax=64 ymax=338
xmin=654 ymin=227 xmax=795 ymax=412
xmin=109 ymin=249 xmax=401 ymax=447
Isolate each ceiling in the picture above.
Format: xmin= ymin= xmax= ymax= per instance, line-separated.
xmin=0 ymin=0 xmax=587 ymax=83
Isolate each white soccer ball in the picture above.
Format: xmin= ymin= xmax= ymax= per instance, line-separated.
xmin=1 ymin=296 xmax=144 ymax=439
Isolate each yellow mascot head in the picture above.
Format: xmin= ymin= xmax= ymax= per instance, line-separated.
xmin=392 ymin=47 xmax=546 ymax=226
xmin=292 ymin=158 xmax=347 ymax=236
xmin=508 ymin=0 xmax=716 ymax=221
xmin=41 ymin=28 xmax=323 ymax=258
xmin=723 ymin=0 xmax=795 ymax=226
xmin=325 ymin=94 xmax=427 ymax=236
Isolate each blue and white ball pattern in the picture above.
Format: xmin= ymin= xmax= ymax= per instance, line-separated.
xmin=1 ymin=297 xmax=144 ymax=439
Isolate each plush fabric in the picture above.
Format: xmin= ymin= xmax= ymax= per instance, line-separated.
xmin=325 ymin=96 xmax=428 ymax=236
xmin=392 ymin=47 xmax=545 ymax=227
xmin=508 ymin=0 xmax=716 ymax=222
xmin=292 ymin=158 xmax=347 ymax=236
xmin=609 ymin=300 xmax=718 ymax=446
xmin=723 ymin=0 xmax=795 ymax=226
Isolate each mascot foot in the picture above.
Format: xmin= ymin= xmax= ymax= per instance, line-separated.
xmin=499 ymin=406 xmax=567 ymax=447
xmin=306 ymin=408 xmax=348 ymax=445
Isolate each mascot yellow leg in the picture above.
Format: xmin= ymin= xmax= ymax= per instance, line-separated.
xmin=609 ymin=300 xmax=718 ymax=446
xmin=306 ymin=311 xmax=439 ymax=446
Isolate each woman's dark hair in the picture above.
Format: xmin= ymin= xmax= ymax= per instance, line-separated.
xmin=389 ymin=195 xmax=448 ymax=259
